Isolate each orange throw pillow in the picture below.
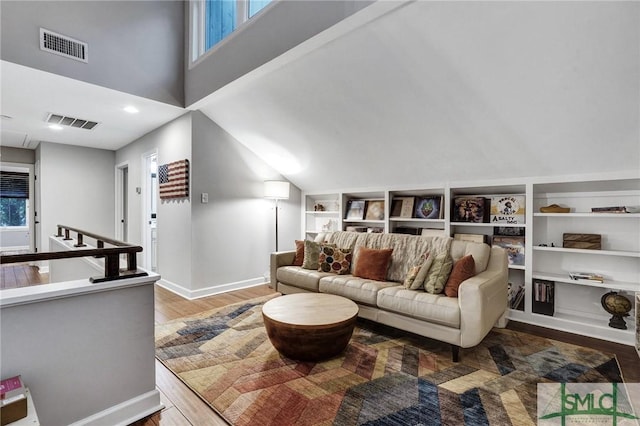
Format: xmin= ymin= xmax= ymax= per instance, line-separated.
xmin=292 ymin=240 xmax=304 ymax=266
xmin=444 ymin=255 xmax=475 ymax=297
xmin=353 ymin=247 xmax=393 ymax=281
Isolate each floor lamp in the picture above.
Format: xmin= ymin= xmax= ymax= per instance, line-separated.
xmin=264 ymin=180 xmax=290 ymax=251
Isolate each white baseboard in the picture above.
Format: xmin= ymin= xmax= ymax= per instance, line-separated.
xmin=70 ymin=389 xmax=163 ymax=426
xmin=157 ymin=277 xmax=266 ymax=300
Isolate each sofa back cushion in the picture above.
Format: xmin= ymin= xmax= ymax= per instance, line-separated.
xmin=327 ymin=232 xmax=452 ymax=282
xmin=450 ymin=240 xmax=491 ymax=274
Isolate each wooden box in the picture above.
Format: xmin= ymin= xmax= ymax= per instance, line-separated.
xmin=562 ymin=233 xmax=601 ymax=250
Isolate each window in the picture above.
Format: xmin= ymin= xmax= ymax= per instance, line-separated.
xmin=191 ymin=0 xmax=273 ymax=63
xmin=0 ymin=172 xmax=29 ymax=227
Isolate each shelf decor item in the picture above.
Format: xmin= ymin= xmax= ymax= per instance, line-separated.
xmin=453 ymin=197 xmax=486 ymax=223
xmin=539 ymin=204 xmax=570 ymax=213
xmin=414 ymin=196 xmax=442 ymax=219
xmin=390 ymin=197 xmax=415 ymax=218
xmin=0 ymin=375 xmax=27 ymax=426
xmin=600 ymin=291 xmax=632 ymax=329
xmin=490 ymin=195 xmax=525 ymax=224
xmin=492 ymin=236 xmax=525 ymax=266
xmin=345 ymin=200 xmax=365 ymax=220
xmin=365 ymin=200 xmax=385 ymax=220
xmin=562 ymin=233 xmax=601 ymax=250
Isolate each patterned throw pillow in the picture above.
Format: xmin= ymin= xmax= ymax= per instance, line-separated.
xmin=424 ymin=251 xmax=453 ymax=294
xmin=444 ymin=254 xmax=475 ymax=297
xmin=403 ymin=252 xmax=431 ymax=289
xmin=353 ymin=247 xmax=394 ymax=281
xmin=318 ymin=245 xmax=352 ymax=274
xmin=302 ymin=240 xmax=321 ymax=269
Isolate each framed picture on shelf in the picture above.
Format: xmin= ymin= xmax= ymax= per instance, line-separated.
xmin=492 ymin=236 xmax=525 ymax=266
xmin=453 ymin=197 xmax=486 ymax=222
xmin=490 ymin=195 xmax=525 ymax=224
xmin=414 ymin=196 xmax=442 ymax=219
xmin=365 ymin=200 xmax=385 ymax=220
xmin=345 ymin=200 xmax=366 ymax=220
xmin=390 ymin=197 xmax=415 ymax=218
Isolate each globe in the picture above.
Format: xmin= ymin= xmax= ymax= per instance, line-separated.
xmin=600 ymin=291 xmax=632 ymax=329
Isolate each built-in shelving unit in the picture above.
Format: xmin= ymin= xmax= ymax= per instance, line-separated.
xmin=302 ymin=174 xmax=640 ymax=347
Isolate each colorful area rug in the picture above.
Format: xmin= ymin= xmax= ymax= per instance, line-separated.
xmin=155 ymin=295 xmax=624 ymax=425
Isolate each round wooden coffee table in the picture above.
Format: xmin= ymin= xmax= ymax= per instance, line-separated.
xmin=262 ymin=293 xmax=359 ymax=361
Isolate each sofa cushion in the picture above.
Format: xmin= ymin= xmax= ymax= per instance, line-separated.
xmin=377 ymin=287 xmax=461 ymax=328
xmin=450 ymin=240 xmax=490 ymax=274
xmin=319 ymin=275 xmax=397 ymax=306
xmin=276 ymin=266 xmax=333 ymax=292
xmin=444 ymin=254 xmax=475 ymax=297
xmin=424 ymin=251 xmax=453 ymax=294
xmin=353 ymin=247 xmax=393 ymax=281
xmin=293 ymin=240 xmax=305 ymax=266
xmin=302 ymin=240 xmax=321 ymax=269
xmin=318 ymin=246 xmax=352 ymax=274
xmin=403 ymin=252 xmax=432 ymax=290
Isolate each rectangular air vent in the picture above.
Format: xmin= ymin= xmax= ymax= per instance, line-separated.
xmin=40 ymin=28 xmax=88 ymax=63
xmin=47 ymin=113 xmax=98 ymax=130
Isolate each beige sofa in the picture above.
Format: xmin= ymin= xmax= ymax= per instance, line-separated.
xmin=270 ymin=231 xmax=509 ymax=361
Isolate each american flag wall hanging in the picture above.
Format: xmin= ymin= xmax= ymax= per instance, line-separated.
xmin=159 ymin=159 xmax=189 ymax=199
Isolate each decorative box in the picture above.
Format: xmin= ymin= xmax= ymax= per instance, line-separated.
xmin=562 ymin=233 xmax=601 ymax=250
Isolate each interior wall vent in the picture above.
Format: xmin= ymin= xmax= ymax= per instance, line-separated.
xmin=40 ymin=28 xmax=88 ymax=63
xmin=46 ymin=113 xmax=99 ymax=130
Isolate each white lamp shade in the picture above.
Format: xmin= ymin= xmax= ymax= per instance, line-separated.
xmin=264 ymin=181 xmax=290 ymax=200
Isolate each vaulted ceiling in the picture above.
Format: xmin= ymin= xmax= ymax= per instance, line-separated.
xmin=196 ymin=1 xmax=639 ymax=191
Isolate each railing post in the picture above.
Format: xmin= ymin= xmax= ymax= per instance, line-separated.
xmin=104 ymin=254 xmax=120 ymax=280
xmin=63 ymin=229 xmax=72 ymax=241
xmin=56 ymin=226 xmax=63 ymax=237
xmin=127 ymin=252 xmax=137 ymax=271
xmin=74 ymin=233 xmax=87 ymax=248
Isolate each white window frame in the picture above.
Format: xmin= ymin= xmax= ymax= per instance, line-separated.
xmin=189 ymin=0 xmax=276 ymax=68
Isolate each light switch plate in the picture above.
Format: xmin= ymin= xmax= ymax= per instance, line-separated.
xmin=201 ymin=193 xmax=208 ymax=203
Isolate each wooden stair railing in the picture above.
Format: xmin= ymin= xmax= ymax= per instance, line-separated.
xmin=0 ymin=225 xmax=148 ymax=283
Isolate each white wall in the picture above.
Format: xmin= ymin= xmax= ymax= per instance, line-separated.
xmin=1 ymin=0 xmax=184 ymax=106
xmin=115 ymin=113 xmax=192 ymax=290
xmin=115 ymin=112 xmax=300 ymax=298
xmin=36 ymin=142 xmax=114 ymax=251
xmin=190 ymin=111 xmax=300 ymax=295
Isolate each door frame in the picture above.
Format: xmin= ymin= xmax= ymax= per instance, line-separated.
xmin=114 ymin=161 xmax=129 ymax=242
xmin=141 ymin=149 xmax=158 ymax=271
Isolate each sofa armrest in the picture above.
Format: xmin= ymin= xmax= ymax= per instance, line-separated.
xmin=270 ymin=251 xmax=296 ymax=291
xmin=458 ymin=247 xmax=509 ymax=347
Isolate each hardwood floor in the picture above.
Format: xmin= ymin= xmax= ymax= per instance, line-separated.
xmin=140 ymin=284 xmax=640 ymax=425
xmin=1 ymin=268 xmax=637 ymax=424
xmin=0 ymin=264 xmax=48 ymax=289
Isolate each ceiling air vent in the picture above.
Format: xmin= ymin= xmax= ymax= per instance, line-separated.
xmin=40 ymin=28 xmax=88 ymax=63
xmin=47 ymin=113 xmax=99 ymax=130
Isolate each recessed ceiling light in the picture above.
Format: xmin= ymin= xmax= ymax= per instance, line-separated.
xmin=124 ymin=106 xmax=139 ymax=114
xmin=49 ymin=124 xmax=63 ymax=130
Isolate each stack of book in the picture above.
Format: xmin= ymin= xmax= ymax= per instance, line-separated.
xmin=591 ymin=206 xmax=640 ymax=213
xmin=569 ymin=272 xmax=604 ymax=283
xmin=508 ymin=283 xmax=525 ymax=310
xmin=0 ymin=375 xmax=27 ymax=425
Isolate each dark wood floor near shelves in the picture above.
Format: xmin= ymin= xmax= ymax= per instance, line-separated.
xmin=1 ymin=267 xmax=637 ymax=425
